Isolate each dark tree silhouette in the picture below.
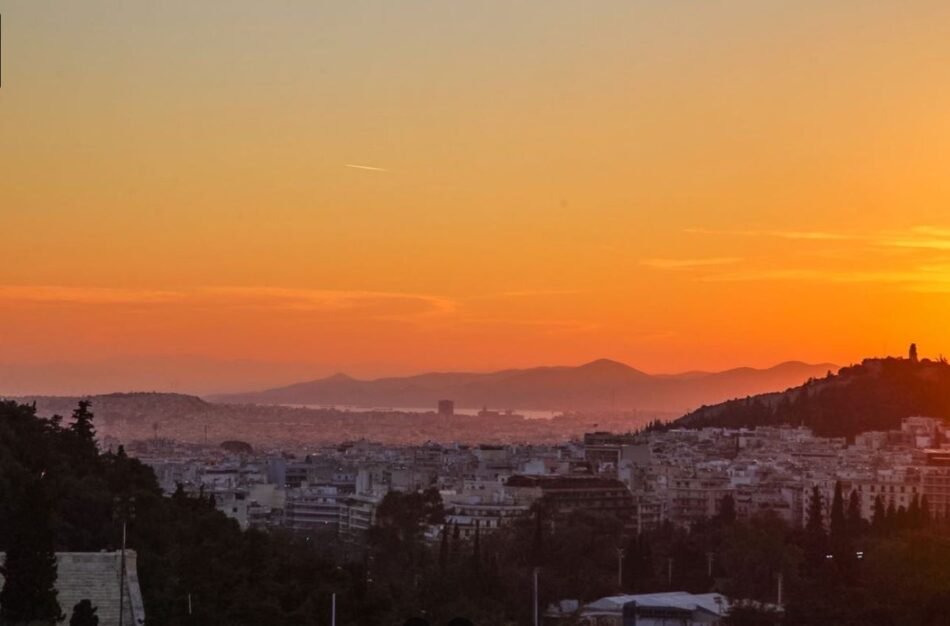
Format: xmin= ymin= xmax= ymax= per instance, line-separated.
xmin=718 ymin=494 xmax=737 ymax=525
xmin=803 ymin=486 xmax=827 ymax=567
xmin=872 ymin=495 xmax=887 ymax=532
xmin=439 ymin=524 xmax=449 ymax=573
xmin=0 ymin=478 xmax=63 ymax=626
xmin=70 ymin=400 xmax=96 ymax=444
xmin=830 ymin=482 xmax=846 ymax=540
xmin=806 ymin=486 xmax=824 ymax=534
xmin=69 ymin=599 xmax=99 ymax=626
xmin=472 ymin=520 xmax=481 ymax=571
xmin=846 ymin=490 xmax=863 ymax=537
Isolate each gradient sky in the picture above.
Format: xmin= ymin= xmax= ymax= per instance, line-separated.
xmin=3 ymin=1 xmax=950 ymax=394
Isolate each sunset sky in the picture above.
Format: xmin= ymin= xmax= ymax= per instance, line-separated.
xmin=3 ymin=1 xmax=950 ymax=394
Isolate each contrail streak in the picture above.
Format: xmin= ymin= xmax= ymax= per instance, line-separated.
xmin=344 ymin=164 xmax=389 ymax=172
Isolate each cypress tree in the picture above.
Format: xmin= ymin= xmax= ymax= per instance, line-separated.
xmin=846 ymin=490 xmax=863 ymax=537
xmin=439 ymin=524 xmax=449 ymax=573
xmin=806 ymin=486 xmax=825 ymax=534
xmin=886 ymin=501 xmax=897 ymax=531
xmin=921 ymin=495 xmax=932 ymax=527
xmin=804 ymin=486 xmax=827 ymax=567
xmin=472 ymin=520 xmax=481 ymax=570
xmin=896 ymin=505 xmax=908 ymax=531
xmin=830 ymin=482 xmax=846 ymax=540
xmin=718 ymin=494 xmax=736 ymax=525
xmin=531 ymin=507 xmax=544 ymax=568
xmin=872 ymin=495 xmax=886 ymax=532
xmin=450 ymin=522 xmax=460 ymax=561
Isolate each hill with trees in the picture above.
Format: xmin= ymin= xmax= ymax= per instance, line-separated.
xmin=675 ymin=354 xmax=950 ymax=438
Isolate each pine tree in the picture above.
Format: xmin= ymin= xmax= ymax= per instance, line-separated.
xmin=68 ymin=400 xmax=98 ymax=472
xmin=70 ymin=400 xmax=96 ymax=444
xmin=0 ymin=478 xmax=63 ymax=626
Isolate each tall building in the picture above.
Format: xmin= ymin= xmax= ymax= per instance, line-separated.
xmin=438 ymin=399 xmax=455 ymax=417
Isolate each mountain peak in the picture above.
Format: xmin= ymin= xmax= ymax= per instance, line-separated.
xmin=579 ymin=358 xmax=631 ymax=370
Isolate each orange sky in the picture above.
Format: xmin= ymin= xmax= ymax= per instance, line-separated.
xmin=3 ymin=2 xmax=950 ymax=394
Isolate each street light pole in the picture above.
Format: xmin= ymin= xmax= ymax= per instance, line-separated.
xmin=119 ymin=520 xmax=126 ymax=626
xmin=533 ymin=566 xmax=540 ymax=626
xmin=114 ymin=496 xmax=135 ymax=626
xmin=617 ymin=548 xmax=625 ymax=589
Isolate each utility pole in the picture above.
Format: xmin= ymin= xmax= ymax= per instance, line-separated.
xmin=119 ymin=520 xmax=126 ymax=626
xmin=706 ymin=552 xmax=714 ymax=578
xmin=617 ymin=548 xmax=625 ymax=588
xmin=114 ymin=497 xmax=135 ymax=626
xmin=776 ymin=572 xmax=784 ymax=606
xmin=532 ymin=566 xmax=540 ymax=626
xmin=331 ymin=592 xmax=336 ymax=626
xmin=667 ymin=558 xmax=673 ymax=587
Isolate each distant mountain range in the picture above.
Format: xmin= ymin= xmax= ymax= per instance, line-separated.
xmin=674 ymin=356 xmax=950 ymax=437
xmin=209 ymin=359 xmax=837 ymax=413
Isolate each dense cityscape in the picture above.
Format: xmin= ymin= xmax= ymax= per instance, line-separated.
xmin=7 ymin=353 xmax=950 ymax=624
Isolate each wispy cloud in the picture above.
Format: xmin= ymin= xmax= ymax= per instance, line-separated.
xmin=879 ymin=226 xmax=950 ymax=251
xmin=344 ymin=164 xmax=389 ymax=172
xmin=495 ymin=289 xmax=583 ymax=297
xmin=703 ymin=266 xmax=950 ymax=290
xmin=641 ymin=257 xmax=742 ymax=270
xmin=686 ymin=228 xmax=855 ymax=241
xmin=454 ymin=317 xmax=602 ymax=333
xmin=0 ymin=285 xmax=456 ymax=320
xmin=688 ymin=224 xmax=950 ymax=250
xmin=201 ymin=287 xmax=456 ymax=317
xmin=0 ymin=286 xmax=183 ymax=304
